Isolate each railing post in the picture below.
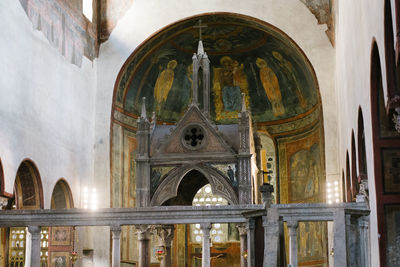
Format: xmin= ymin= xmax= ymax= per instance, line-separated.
xmin=263 ymin=208 xmax=280 ymax=267
xmin=237 ymin=223 xmax=248 ymax=267
xmin=200 ymin=223 xmax=212 ymax=267
xmin=358 ymin=215 xmax=370 ymax=267
xmin=333 ymin=209 xmax=348 ymax=267
xmin=137 ymin=225 xmax=152 ymax=267
xmin=287 ymin=220 xmax=298 ymax=267
xmin=247 ymin=219 xmax=255 ymax=267
xmin=27 ymin=225 xmax=41 ymax=267
xmin=111 ymin=225 xmax=122 ymax=267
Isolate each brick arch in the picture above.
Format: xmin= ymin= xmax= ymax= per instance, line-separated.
xmin=14 ymin=159 xmax=43 ymax=209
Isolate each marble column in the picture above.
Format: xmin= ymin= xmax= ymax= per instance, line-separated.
xmin=246 ymin=219 xmax=255 ymax=267
xmin=333 ymin=209 xmax=348 ymax=267
xmin=358 ymin=216 xmax=369 ymax=267
xmin=287 ymin=220 xmax=298 ymax=267
xmin=263 ymin=208 xmax=280 ymax=267
xmin=111 ymin=225 xmax=122 ymax=267
xmin=137 ymin=225 xmax=152 ymax=267
xmin=200 ymin=223 xmax=212 ymax=267
xmin=237 ymin=223 xmax=247 ymax=267
xmin=28 ymin=226 xmax=41 ymax=267
xmin=156 ymin=225 xmax=175 ymax=267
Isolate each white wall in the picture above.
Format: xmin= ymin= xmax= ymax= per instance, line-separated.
xmin=335 ymin=0 xmax=389 ymax=265
xmin=0 ymin=0 xmax=96 ymax=209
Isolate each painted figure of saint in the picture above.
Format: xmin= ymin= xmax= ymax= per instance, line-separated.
xmin=212 ymin=57 xmax=249 ymax=119
xmin=154 ymin=59 xmax=178 ymax=114
xmin=220 ymin=56 xmax=242 ymax=111
xmin=272 ymin=51 xmax=307 ymax=109
xmin=256 ymin=58 xmax=285 ymax=117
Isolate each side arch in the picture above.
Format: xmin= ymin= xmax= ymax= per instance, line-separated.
xmin=51 ymin=178 xmax=74 ymax=209
xmin=151 ymin=164 xmax=239 ymax=206
xmin=14 ymin=159 xmax=44 ymax=209
xmin=0 ymin=159 xmax=4 ymax=196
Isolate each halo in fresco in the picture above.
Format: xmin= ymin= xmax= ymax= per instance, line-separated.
xmin=116 ymin=14 xmax=320 ymax=124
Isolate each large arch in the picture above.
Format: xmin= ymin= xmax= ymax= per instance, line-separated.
xmin=13 ymin=159 xmax=43 ymax=209
xmin=151 ymin=164 xmax=239 ymax=206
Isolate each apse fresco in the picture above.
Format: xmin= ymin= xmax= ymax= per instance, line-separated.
xmin=118 ymin=14 xmax=319 ymax=124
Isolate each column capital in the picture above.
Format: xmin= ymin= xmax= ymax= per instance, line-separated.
xmin=111 ymin=225 xmax=122 ymax=233
xmin=200 ymin=223 xmax=212 ymax=231
xmin=111 ymin=225 xmax=122 ymax=238
xmin=28 ymin=225 xmax=41 ymax=235
xmin=286 ymin=220 xmax=298 ymax=237
xmin=156 ymin=225 xmax=175 ymax=247
xmin=137 ymin=224 xmax=153 ymax=241
xmin=237 ymin=223 xmax=247 ymax=236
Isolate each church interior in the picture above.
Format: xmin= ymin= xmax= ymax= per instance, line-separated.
xmin=0 ymin=0 xmax=399 ymax=266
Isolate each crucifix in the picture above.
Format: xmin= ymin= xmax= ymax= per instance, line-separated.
xmin=193 ymin=19 xmax=208 ymax=40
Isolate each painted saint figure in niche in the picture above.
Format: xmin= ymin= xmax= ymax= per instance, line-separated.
xmin=256 ymin=58 xmax=285 ymax=117
xmin=227 ymin=165 xmax=237 ymax=186
xmin=154 ymin=59 xmax=178 ymax=114
xmin=272 ymin=51 xmax=307 ymax=109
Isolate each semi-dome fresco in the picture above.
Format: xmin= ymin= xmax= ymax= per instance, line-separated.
xmin=115 ymin=14 xmax=320 ymax=124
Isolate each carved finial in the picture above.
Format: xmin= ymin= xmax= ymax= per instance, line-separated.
xmin=197 ymin=40 xmax=205 ymax=56
xmin=141 ymin=97 xmax=147 ymax=119
xmin=241 ymin=93 xmax=247 ymax=112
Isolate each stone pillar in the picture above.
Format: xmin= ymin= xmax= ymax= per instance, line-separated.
xmin=246 ymin=219 xmax=255 ymax=267
xmin=200 ymin=223 xmax=212 ymax=267
xmin=263 ymin=208 xmax=280 ymax=267
xmin=156 ymin=225 xmax=175 ymax=267
xmin=111 ymin=225 xmax=122 ymax=267
xmin=27 ymin=226 xmax=41 ymax=267
xmin=237 ymin=223 xmax=247 ymax=267
xmin=287 ymin=220 xmax=298 ymax=267
xmin=358 ymin=216 xmax=369 ymax=267
xmin=333 ymin=209 xmax=347 ymax=267
xmin=137 ymin=225 xmax=152 ymax=267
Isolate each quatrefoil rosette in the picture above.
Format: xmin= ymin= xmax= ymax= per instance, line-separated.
xmin=181 ymin=124 xmax=207 ymax=150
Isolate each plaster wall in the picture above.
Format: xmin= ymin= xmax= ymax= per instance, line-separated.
xmin=94 ymin=0 xmax=337 ymax=207
xmin=335 ymin=0 xmax=389 ymax=265
xmin=0 ymin=0 xmax=96 ymax=209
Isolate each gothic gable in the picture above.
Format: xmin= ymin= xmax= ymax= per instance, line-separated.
xmin=153 ymin=105 xmax=235 ymax=156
